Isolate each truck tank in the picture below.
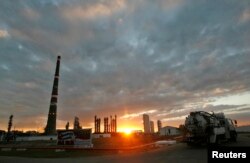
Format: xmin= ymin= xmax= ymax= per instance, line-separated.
xmin=184 ymin=111 xmax=237 ymax=145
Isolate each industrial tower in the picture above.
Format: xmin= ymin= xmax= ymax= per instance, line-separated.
xmin=44 ymin=56 xmax=61 ymax=135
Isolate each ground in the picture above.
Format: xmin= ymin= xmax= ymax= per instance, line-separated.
xmin=0 ymin=133 xmax=249 ymax=163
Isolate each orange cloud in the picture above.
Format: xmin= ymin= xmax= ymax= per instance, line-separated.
xmin=120 ymin=109 xmax=158 ymax=119
xmin=0 ymin=29 xmax=9 ymax=38
xmin=62 ymin=0 xmax=125 ymax=21
xmin=240 ymin=9 xmax=250 ymax=23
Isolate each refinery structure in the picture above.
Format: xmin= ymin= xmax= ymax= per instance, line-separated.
xmin=41 ymin=56 xmax=164 ymax=136
xmin=44 ymin=56 xmax=61 ymax=135
xmin=0 ymin=55 xmax=176 ymax=143
xmin=43 ymin=56 xmax=118 ymax=135
xmin=94 ymin=115 xmax=117 ymax=134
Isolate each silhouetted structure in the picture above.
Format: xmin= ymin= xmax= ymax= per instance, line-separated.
xmin=6 ymin=115 xmax=15 ymax=142
xmin=150 ymin=121 xmax=155 ymax=133
xmin=143 ymin=114 xmax=150 ymax=133
xmin=95 ymin=115 xmax=117 ymax=133
xmin=65 ymin=122 xmax=69 ymax=130
xmin=45 ymin=56 xmax=61 ymax=135
xmin=103 ymin=115 xmax=117 ymax=133
xmin=110 ymin=115 xmax=117 ymax=132
xmin=7 ymin=115 xmax=13 ymax=133
xmin=114 ymin=115 xmax=117 ymax=132
xmin=104 ymin=117 xmax=109 ymax=133
xmin=157 ymin=120 xmax=162 ymax=133
xmin=74 ymin=117 xmax=82 ymax=130
xmin=94 ymin=116 xmax=101 ymax=133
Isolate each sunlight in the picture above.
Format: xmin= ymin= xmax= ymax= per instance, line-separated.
xmin=118 ymin=127 xmax=136 ymax=135
xmin=123 ymin=128 xmax=132 ymax=135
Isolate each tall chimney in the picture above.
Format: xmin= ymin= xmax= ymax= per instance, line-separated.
xmin=98 ymin=118 xmax=100 ymax=133
xmin=45 ymin=56 xmax=61 ymax=135
xmin=110 ymin=115 xmax=112 ymax=132
xmin=94 ymin=115 xmax=97 ymax=133
xmin=115 ymin=115 xmax=117 ymax=132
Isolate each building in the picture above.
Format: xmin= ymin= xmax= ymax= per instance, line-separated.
xmin=94 ymin=116 xmax=101 ymax=133
xmin=143 ymin=114 xmax=151 ymax=133
xmin=45 ymin=56 xmax=61 ymax=135
xmin=74 ymin=116 xmax=82 ymax=130
xmin=157 ymin=120 xmax=162 ymax=132
xmin=159 ymin=126 xmax=181 ymax=136
xmin=150 ymin=121 xmax=155 ymax=133
xmin=103 ymin=115 xmax=117 ymax=133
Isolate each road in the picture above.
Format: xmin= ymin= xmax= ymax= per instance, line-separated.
xmin=0 ymin=133 xmax=249 ymax=163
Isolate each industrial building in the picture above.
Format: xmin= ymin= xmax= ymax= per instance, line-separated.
xmin=150 ymin=121 xmax=155 ymax=133
xmin=73 ymin=116 xmax=82 ymax=130
xmin=94 ymin=115 xmax=117 ymax=133
xmin=143 ymin=114 xmax=151 ymax=133
xmin=159 ymin=126 xmax=181 ymax=136
xmin=94 ymin=116 xmax=101 ymax=133
xmin=157 ymin=120 xmax=162 ymax=133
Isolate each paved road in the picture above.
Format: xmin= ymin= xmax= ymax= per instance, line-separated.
xmin=0 ymin=133 xmax=249 ymax=163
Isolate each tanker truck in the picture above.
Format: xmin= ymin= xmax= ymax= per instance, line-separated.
xmin=184 ymin=111 xmax=237 ymax=145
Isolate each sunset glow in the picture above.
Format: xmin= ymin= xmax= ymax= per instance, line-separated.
xmin=118 ymin=126 xmax=141 ymax=135
xmin=123 ymin=128 xmax=132 ymax=135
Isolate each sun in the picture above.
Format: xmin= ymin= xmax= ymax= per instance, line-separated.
xmin=118 ymin=126 xmax=141 ymax=135
xmin=123 ymin=128 xmax=132 ymax=135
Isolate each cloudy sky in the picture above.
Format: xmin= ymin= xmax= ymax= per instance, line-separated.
xmin=0 ymin=0 xmax=250 ymax=132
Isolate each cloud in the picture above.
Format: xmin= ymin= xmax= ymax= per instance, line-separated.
xmin=240 ymin=9 xmax=250 ymax=23
xmin=21 ymin=8 xmax=41 ymax=21
xmin=0 ymin=29 xmax=9 ymax=38
xmin=162 ymin=115 xmax=186 ymax=122
xmin=120 ymin=109 xmax=158 ymax=119
xmin=61 ymin=0 xmax=125 ymax=21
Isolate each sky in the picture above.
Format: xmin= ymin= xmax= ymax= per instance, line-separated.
xmin=0 ymin=0 xmax=250 ymax=132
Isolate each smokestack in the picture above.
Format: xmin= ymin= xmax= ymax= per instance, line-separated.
xmin=45 ymin=56 xmax=61 ymax=135
xmin=115 ymin=115 xmax=117 ymax=133
xmin=97 ymin=118 xmax=100 ymax=133
xmin=104 ymin=117 xmax=107 ymax=133
xmin=110 ymin=115 xmax=112 ymax=132
xmin=7 ymin=115 xmax=13 ymax=133
xmin=94 ymin=115 xmax=97 ymax=133
xmin=104 ymin=117 xmax=109 ymax=133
